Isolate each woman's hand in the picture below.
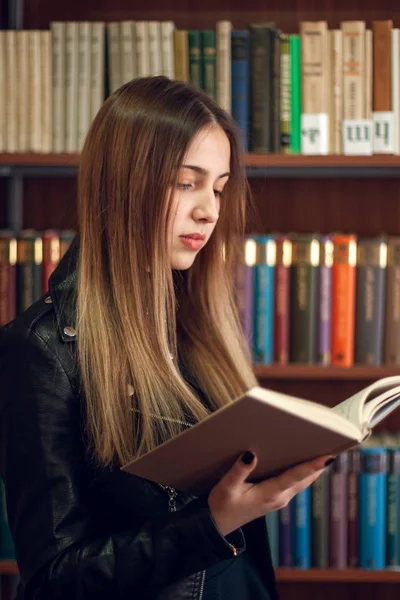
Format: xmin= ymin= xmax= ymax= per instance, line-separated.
xmin=208 ymin=451 xmax=334 ymax=536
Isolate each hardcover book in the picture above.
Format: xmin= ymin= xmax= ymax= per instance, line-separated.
xmin=122 ymin=376 xmax=400 ymax=496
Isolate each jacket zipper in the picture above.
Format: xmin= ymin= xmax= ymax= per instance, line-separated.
xmin=198 ymin=570 xmax=206 ymax=599
xmin=157 ymin=483 xmax=178 ymax=512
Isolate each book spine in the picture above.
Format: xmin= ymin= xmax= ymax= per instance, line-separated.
xmin=90 ymin=22 xmax=105 ymax=122
xmin=392 ymin=29 xmax=400 ymax=155
xmin=5 ymin=30 xmax=17 ymax=153
xmin=16 ymin=30 xmax=29 ymax=153
xmin=231 ymin=30 xmax=250 ymax=153
xmin=347 ymin=448 xmax=360 ymax=567
xmin=0 ymin=478 xmax=14 ymax=560
xmin=0 ymin=232 xmax=17 ymax=327
xmin=250 ymin=24 xmax=273 ymax=152
xmin=265 ymin=512 xmax=279 ymax=567
xmin=161 ymin=21 xmax=175 ymax=79
xmin=331 ymin=234 xmax=357 ymax=367
xmin=173 ymin=30 xmax=189 ymax=83
xmin=0 ymin=31 xmax=5 ymax=151
xmin=201 ymin=30 xmax=216 ymax=100
xmin=386 ymin=448 xmax=400 ymax=566
xmin=280 ymin=34 xmax=291 ymax=154
xmin=359 ymin=447 xmax=388 ymax=569
xmin=253 ymin=236 xmax=276 ymax=365
xmin=329 ymin=452 xmax=349 ymax=568
xmin=384 ymin=238 xmax=400 ymax=364
xmin=319 ymin=236 xmax=333 ymax=365
xmin=279 ymin=500 xmax=294 ymax=566
xmin=235 ymin=237 xmax=256 ymax=350
xmin=120 ymin=20 xmax=135 ymax=84
xmin=216 ymin=20 xmax=232 ymax=113
xmin=135 ymin=22 xmax=150 ymax=78
xmin=107 ymin=22 xmax=121 ymax=92
xmin=17 ymin=232 xmax=43 ymax=314
xmin=274 ymin=236 xmax=292 ymax=364
xmin=290 ymin=34 xmax=301 ymax=153
xmin=272 ymin=28 xmax=281 ymax=153
xmin=330 ymin=30 xmax=342 ymax=154
xmin=341 ymin=21 xmax=366 ymax=120
xmin=373 ymin=20 xmax=393 ymax=112
xmin=51 ymin=22 xmax=66 ymax=152
xmin=290 ymin=236 xmax=320 ymax=363
xmin=65 ymin=22 xmax=79 ymax=152
xmin=148 ymin=21 xmax=162 ymax=77
xmin=355 ymin=238 xmax=387 ymax=365
xmin=42 ymin=231 xmax=61 ymax=293
xmin=365 ymin=30 xmax=373 ymax=119
xmin=77 ymin=23 xmax=91 ymax=151
xmin=188 ymin=30 xmax=203 ymax=90
xmin=294 ymin=487 xmax=311 ymax=568
xmin=311 ymin=468 xmax=330 ymax=567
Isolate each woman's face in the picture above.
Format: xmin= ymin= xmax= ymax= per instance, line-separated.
xmin=169 ymin=125 xmax=231 ymax=270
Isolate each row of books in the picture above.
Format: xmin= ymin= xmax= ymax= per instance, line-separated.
xmin=0 ymin=229 xmax=75 ymax=326
xmin=236 ymin=234 xmax=400 ymax=367
xmin=1 ymin=19 xmax=400 ymax=155
xmin=266 ymin=434 xmax=400 ymax=569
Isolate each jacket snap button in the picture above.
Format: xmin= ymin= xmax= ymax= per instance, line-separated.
xmin=44 ymin=296 xmax=52 ymax=304
xmin=63 ymin=326 xmax=77 ymax=338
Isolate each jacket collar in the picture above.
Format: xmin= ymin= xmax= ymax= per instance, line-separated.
xmin=49 ymin=235 xmax=79 ymax=343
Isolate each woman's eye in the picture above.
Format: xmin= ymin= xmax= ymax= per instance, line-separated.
xmin=214 ymin=190 xmax=223 ymax=198
xmin=177 ymin=183 xmax=193 ymax=191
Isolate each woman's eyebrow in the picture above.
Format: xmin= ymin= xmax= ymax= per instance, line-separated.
xmin=181 ymin=164 xmax=230 ymax=179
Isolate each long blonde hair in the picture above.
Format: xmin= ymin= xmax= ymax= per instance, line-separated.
xmin=77 ymin=76 xmax=257 ymax=467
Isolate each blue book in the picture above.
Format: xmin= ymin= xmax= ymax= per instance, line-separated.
xmin=265 ymin=511 xmax=279 ymax=567
xmin=359 ymin=447 xmax=388 ymax=569
xmin=231 ymin=30 xmax=250 ymax=152
xmin=279 ymin=500 xmax=295 ymax=567
xmin=252 ymin=235 xmax=276 ymax=365
xmin=294 ymin=487 xmax=311 ymax=569
xmin=0 ymin=478 xmax=15 ymax=560
xmin=386 ymin=447 xmax=400 ymax=566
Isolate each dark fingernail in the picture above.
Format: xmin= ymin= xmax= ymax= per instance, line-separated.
xmin=241 ymin=451 xmax=255 ymax=465
xmin=325 ymin=457 xmax=336 ymax=467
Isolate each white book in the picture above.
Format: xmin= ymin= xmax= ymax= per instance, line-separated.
xmin=216 ymin=21 xmax=232 ymax=113
xmin=65 ymin=22 xmax=79 ymax=153
xmin=120 ymin=20 xmax=136 ymax=83
xmin=16 ymin=30 xmax=29 ymax=152
xmin=50 ymin=22 xmax=66 ymax=153
xmin=5 ymin=30 xmax=18 ymax=153
xmin=77 ymin=22 xmax=91 ymax=151
xmin=40 ymin=31 xmax=52 ymax=153
xmin=392 ymin=29 xmax=400 ymax=154
xmin=123 ymin=376 xmax=400 ymax=496
xmin=161 ymin=21 xmax=175 ymax=79
xmin=107 ymin=22 xmax=121 ymax=93
xmin=148 ymin=21 xmax=162 ymax=76
xmin=0 ymin=32 xmax=5 ymax=151
xmin=90 ymin=22 xmax=105 ymax=123
xmin=365 ymin=29 xmax=373 ymax=120
xmin=28 ymin=30 xmax=41 ymax=153
xmin=135 ymin=21 xmax=150 ymax=77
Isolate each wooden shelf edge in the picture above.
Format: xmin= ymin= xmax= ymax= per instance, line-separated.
xmin=0 ymin=560 xmax=18 ymax=575
xmin=2 ymin=153 xmax=400 ymax=169
xmin=254 ymin=365 xmax=400 ymax=380
xmin=275 ymin=568 xmax=400 ymax=582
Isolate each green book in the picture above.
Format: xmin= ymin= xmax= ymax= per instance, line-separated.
xmin=201 ymin=30 xmax=216 ymax=99
xmin=188 ymin=30 xmax=203 ymax=90
xmin=290 ymin=34 xmax=301 ymax=154
xmin=17 ymin=229 xmax=43 ymax=314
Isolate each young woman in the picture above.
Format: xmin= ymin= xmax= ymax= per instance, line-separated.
xmin=0 ymin=76 xmax=332 ymax=599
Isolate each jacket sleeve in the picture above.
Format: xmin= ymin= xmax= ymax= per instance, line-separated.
xmin=0 ymin=322 xmax=245 ymax=600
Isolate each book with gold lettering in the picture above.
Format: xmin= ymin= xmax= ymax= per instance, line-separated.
xmin=122 ymin=377 xmax=400 ymax=496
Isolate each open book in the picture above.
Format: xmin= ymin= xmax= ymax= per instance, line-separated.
xmin=121 ymin=376 xmax=400 ymax=496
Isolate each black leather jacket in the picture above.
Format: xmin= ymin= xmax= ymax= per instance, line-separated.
xmin=0 ymin=239 xmax=278 ymax=600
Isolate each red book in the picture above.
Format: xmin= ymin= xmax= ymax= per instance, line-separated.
xmin=274 ymin=235 xmax=292 ymax=364
xmin=42 ymin=230 xmax=60 ymax=293
xmin=0 ymin=230 xmax=17 ymax=327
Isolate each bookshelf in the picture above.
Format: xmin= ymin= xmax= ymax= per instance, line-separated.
xmin=2 ymin=0 xmax=400 ymax=599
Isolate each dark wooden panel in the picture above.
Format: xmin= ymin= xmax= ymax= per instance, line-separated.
xmin=278 ymin=582 xmax=400 ymax=600
xmin=249 ymin=178 xmax=400 ymax=237
xmin=21 ymin=0 xmax=400 ymax=30
xmin=22 ymin=178 xmax=78 ymax=231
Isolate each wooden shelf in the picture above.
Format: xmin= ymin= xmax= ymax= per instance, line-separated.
xmin=254 ymin=365 xmax=400 ymax=380
xmin=0 ymin=561 xmax=18 ymax=575
xmin=2 ymin=562 xmax=400 ymax=581
xmin=0 ymin=153 xmax=81 ymax=166
xmin=275 ymin=568 xmax=400 ymax=582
